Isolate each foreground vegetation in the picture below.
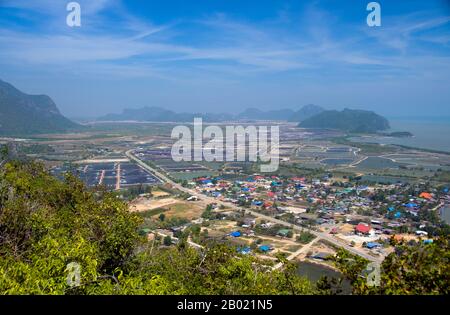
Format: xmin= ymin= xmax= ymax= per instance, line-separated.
xmin=0 ymin=160 xmax=448 ymax=294
xmin=0 ymin=161 xmax=313 ymax=294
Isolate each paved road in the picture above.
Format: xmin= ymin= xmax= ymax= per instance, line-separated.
xmin=153 ymin=230 xmax=204 ymax=249
xmin=432 ymin=202 xmax=445 ymax=212
xmin=242 ymin=208 xmax=382 ymax=263
xmin=126 ymin=149 xmax=383 ymax=264
xmin=98 ymin=170 xmax=105 ymax=185
xmin=126 ymin=150 xmax=171 ymax=184
xmin=115 ymin=163 xmax=121 ymax=190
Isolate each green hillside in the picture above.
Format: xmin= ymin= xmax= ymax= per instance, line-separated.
xmin=0 ymin=79 xmax=79 ymax=135
xmin=299 ymin=108 xmax=390 ymax=133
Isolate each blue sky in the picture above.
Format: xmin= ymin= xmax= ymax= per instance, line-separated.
xmin=0 ymin=0 xmax=449 ymax=118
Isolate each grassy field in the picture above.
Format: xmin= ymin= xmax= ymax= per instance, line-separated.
xmin=163 ymin=202 xmax=205 ymax=220
xmin=170 ymin=171 xmax=216 ymax=180
xmin=138 ymin=200 xmax=205 ymax=221
xmin=139 ymin=207 xmax=168 ymax=218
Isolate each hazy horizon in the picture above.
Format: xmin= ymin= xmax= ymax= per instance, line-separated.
xmin=66 ymin=106 xmax=450 ymax=122
xmin=1 ymin=0 xmax=449 ymax=118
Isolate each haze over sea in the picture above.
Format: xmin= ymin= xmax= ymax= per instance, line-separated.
xmin=351 ymin=117 xmax=450 ymax=153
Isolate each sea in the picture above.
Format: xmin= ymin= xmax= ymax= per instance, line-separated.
xmin=350 ymin=117 xmax=450 ymax=153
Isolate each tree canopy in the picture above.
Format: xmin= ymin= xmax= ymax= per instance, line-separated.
xmin=0 ymin=161 xmax=313 ymax=295
xmin=328 ymin=236 xmax=449 ymax=295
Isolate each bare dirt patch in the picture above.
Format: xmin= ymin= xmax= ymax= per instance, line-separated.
xmin=129 ymin=197 xmax=178 ymax=212
xmin=152 ymin=190 xmax=171 ymax=198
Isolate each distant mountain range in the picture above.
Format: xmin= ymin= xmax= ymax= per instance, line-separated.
xmin=0 ymin=79 xmax=79 ymax=135
xmin=238 ymin=104 xmax=324 ymax=122
xmin=299 ymin=108 xmax=390 ymax=133
xmin=98 ymin=107 xmax=232 ymax=122
xmin=0 ymin=78 xmax=390 ymax=135
xmin=98 ymin=105 xmax=390 ymax=133
xmin=97 ymin=104 xmax=325 ymax=123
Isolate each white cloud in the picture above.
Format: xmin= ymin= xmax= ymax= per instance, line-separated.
xmin=0 ymin=1 xmax=449 ymax=83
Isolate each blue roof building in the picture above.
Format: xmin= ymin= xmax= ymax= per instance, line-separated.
xmin=366 ymin=242 xmax=381 ymax=249
xmin=230 ymin=231 xmax=241 ymax=237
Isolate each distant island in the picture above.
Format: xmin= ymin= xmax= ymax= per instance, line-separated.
xmin=381 ymin=131 xmax=413 ymax=138
xmin=0 ymin=79 xmax=79 ymax=135
xmin=299 ymin=108 xmax=390 ymax=133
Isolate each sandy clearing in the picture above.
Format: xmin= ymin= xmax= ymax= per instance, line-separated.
xmin=129 ymin=197 xmax=178 ymax=212
xmin=152 ymin=190 xmax=171 ymax=197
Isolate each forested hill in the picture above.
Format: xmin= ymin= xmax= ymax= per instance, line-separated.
xmin=0 ymin=79 xmax=79 ymax=135
xmin=299 ymin=108 xmax=390 ymax=133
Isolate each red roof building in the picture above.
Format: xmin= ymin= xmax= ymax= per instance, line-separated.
xmin=419 ymin=192 xmax=432 ymax=200
xmin=355 ymin=223 xmax=371 ymax=235
xmin=264 ymin=201 xmax=273 ymax=208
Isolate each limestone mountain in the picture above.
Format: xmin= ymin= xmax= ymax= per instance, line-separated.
xmin=98 ymin=104 xmax=324 ymax=122
xmin=0 ymin=79 xmax=79 ymax=135
xmin=299 ymin=108 xmax=390 ymax=133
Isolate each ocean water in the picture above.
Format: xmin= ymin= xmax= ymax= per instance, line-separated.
xmin=350 ymin=117 xmax=450 ymax=153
